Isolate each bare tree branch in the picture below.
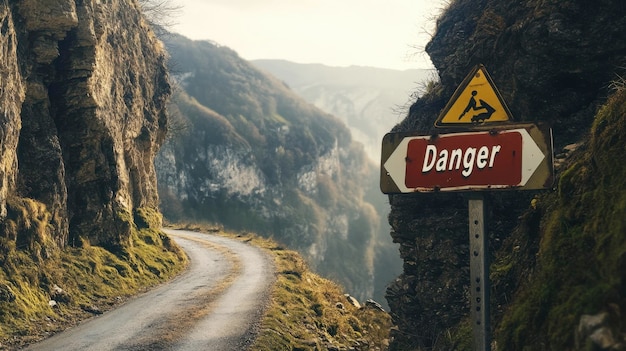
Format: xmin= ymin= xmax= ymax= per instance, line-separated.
xmin=138 ymin=0 xmax=182 ymax=33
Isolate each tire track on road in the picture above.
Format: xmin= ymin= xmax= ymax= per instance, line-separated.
xmin=122 ymin=232 xmax=243 ymax=350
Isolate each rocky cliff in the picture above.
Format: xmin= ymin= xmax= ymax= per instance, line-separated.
xmin=0 ymin=0 xmax=169 ymax=253
xmin=0 ymin=0 xmax=184 ymax=345
xmin=386 ymin=0 xmax=626 ymax=350
xmin=0 ymin=0 xmax=184 ymax=344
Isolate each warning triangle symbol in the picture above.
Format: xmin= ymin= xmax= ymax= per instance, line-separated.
xmin=435 ymin=64 xmax=513 ymax=127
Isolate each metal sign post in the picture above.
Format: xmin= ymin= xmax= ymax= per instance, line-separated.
xmin=468 ymin=193 xmax=490 ymax=351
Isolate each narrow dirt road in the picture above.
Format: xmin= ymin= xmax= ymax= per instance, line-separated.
xmin=25 ymin=229 xmax=274 ymax=351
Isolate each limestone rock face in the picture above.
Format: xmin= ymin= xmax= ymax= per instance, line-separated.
xmin=0 ymin=0 xmax=169 ymax=251
xmin=0 ymin=3 xmax=25 ymax=221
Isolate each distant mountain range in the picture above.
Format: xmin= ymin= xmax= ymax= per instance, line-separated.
xmin=252 ymin=60 xmax=434 ymax=163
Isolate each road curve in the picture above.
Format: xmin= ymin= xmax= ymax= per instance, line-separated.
xmin=25 ymin=229 xmax=274 ymax=351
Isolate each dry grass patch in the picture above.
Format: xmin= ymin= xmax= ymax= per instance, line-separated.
xmin=176 ymin=223 xmax=392 ymax=350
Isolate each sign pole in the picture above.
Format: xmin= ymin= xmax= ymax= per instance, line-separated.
xmin=468 ymin=193 xmax=490 ymax=351
xmin=380 ymin=65 xmax=552 ymax=351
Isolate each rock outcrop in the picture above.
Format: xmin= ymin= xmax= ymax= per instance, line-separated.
xmin=386 ymin=0 xmax=626 ymax=349
xmin=0 ymin=0 xmax=169 ymax=253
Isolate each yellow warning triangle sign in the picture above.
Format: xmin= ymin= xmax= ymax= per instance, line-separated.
xmin=435 ymin=64 xmax=513 ymax=127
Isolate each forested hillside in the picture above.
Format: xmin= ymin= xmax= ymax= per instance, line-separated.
xmin=156 ymin=34 xmax=400 ymax=305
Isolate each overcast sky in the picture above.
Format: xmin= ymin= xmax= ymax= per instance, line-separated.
xmin=170 ymin=0 xmax=445 ymax=70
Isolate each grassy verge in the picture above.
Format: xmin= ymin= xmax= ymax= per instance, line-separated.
xmin=176 ymin=223 xmax=392 ymax=351
xmin=0 ymin=211 xmax=188 ymax=350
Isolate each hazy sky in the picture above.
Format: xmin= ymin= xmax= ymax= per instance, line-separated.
xmin=171 ymin=0 xmax=445 ymax=70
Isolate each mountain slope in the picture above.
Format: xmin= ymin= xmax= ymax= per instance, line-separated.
xmin=156 ymin=34 xmax=396 ymax=303
xmin=252 ymin=59 xmax=433 ymax=162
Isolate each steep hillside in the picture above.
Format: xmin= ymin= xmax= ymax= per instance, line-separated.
xmin=385 ymin=0 xmax=626 ymax=350
xmin=0 ymin=0 xmax=184 ymax=346
xmin=252 ymin=59 xmax=432 ymax=163
xmin=156 ymin=34 xmax=398 ymax=304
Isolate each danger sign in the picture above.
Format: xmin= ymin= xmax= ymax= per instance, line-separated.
xmin=380 ymin=124 xmax=553 ymax=193
xmin=405 ymin=131 xmax=522 ymax=190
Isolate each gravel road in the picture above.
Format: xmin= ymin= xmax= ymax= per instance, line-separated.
xmin=25 ymin=229 xmax=274 ymax=351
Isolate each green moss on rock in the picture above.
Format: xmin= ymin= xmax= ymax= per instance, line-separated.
xmin=496 ymin=88 xmax=626 ymax=350
xmin=0 ymin=222 xmax=187 ymax=347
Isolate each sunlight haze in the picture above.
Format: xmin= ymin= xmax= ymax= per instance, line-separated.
xmin=171 ymin=0 xmax=445 ymax=70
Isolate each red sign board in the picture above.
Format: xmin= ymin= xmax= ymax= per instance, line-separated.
xmin=380 ymin=124 xmax=553 ymax=193
xmin=405 ymin=131 xmax=521 ymax=190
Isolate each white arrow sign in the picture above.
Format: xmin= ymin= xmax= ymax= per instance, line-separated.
xmin=519 ymin=128 xmax=545 ymax=186
xmin=380 ymin=124 xmax=553 ymax=193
